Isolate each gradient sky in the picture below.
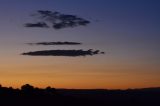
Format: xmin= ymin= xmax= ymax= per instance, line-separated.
xmin=0 ymin=0 xmax=160 ymax=89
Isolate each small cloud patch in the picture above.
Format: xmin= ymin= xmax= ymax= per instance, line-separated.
xmin=25 ymin=22 xmax=49 ymax=28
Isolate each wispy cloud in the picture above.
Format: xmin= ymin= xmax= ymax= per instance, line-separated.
xmin=25 ymin=10 xmax=90 ymax=29
xmin=27 ymin=42 xmax=82 ymax=45
xmin=22 ymin=49 xmax=104 ymax=57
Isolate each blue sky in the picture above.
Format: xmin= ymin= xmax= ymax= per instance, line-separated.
xmin=0 ymin=0 xmax=160 ymax=88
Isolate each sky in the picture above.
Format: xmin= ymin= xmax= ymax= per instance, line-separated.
xmin=0 ymin=0 xmax=160 ymax=89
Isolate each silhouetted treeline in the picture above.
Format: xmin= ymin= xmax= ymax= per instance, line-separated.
xmin=0 ymin=84 xmax=160 ymax=106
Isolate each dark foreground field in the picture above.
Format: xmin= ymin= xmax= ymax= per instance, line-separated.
xmin=0 ymin=84 xmax=160 ymax=106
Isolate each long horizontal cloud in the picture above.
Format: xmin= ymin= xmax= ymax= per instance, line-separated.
xmin=22 ymin=49 xmax=104 ymax=57
xmin=25 ymin=10 xmax=90 ymax=29
xmin=27 ymin=42 xmax=82 ymax=45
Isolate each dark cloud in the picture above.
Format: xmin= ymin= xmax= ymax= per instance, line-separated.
xmin=25 ymin=10 xmax=90 ymax=29
xmin=25 ymin=22 xmax=49 ymax=28
xmin=27 ymin=42 xmax=82 ymax=46
xmin=22 ymin=49 xmax=104 ymax=57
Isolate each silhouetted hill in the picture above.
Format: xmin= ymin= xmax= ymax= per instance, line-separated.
xmin=0 ymin=84 xmax=160 ymax=106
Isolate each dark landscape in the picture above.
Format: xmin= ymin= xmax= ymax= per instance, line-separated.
xmin=0 ymin=84 xmax=160 ymax=106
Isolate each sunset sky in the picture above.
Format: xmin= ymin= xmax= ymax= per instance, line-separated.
xmin=0 ymin=0 xmax=160 ymax=89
